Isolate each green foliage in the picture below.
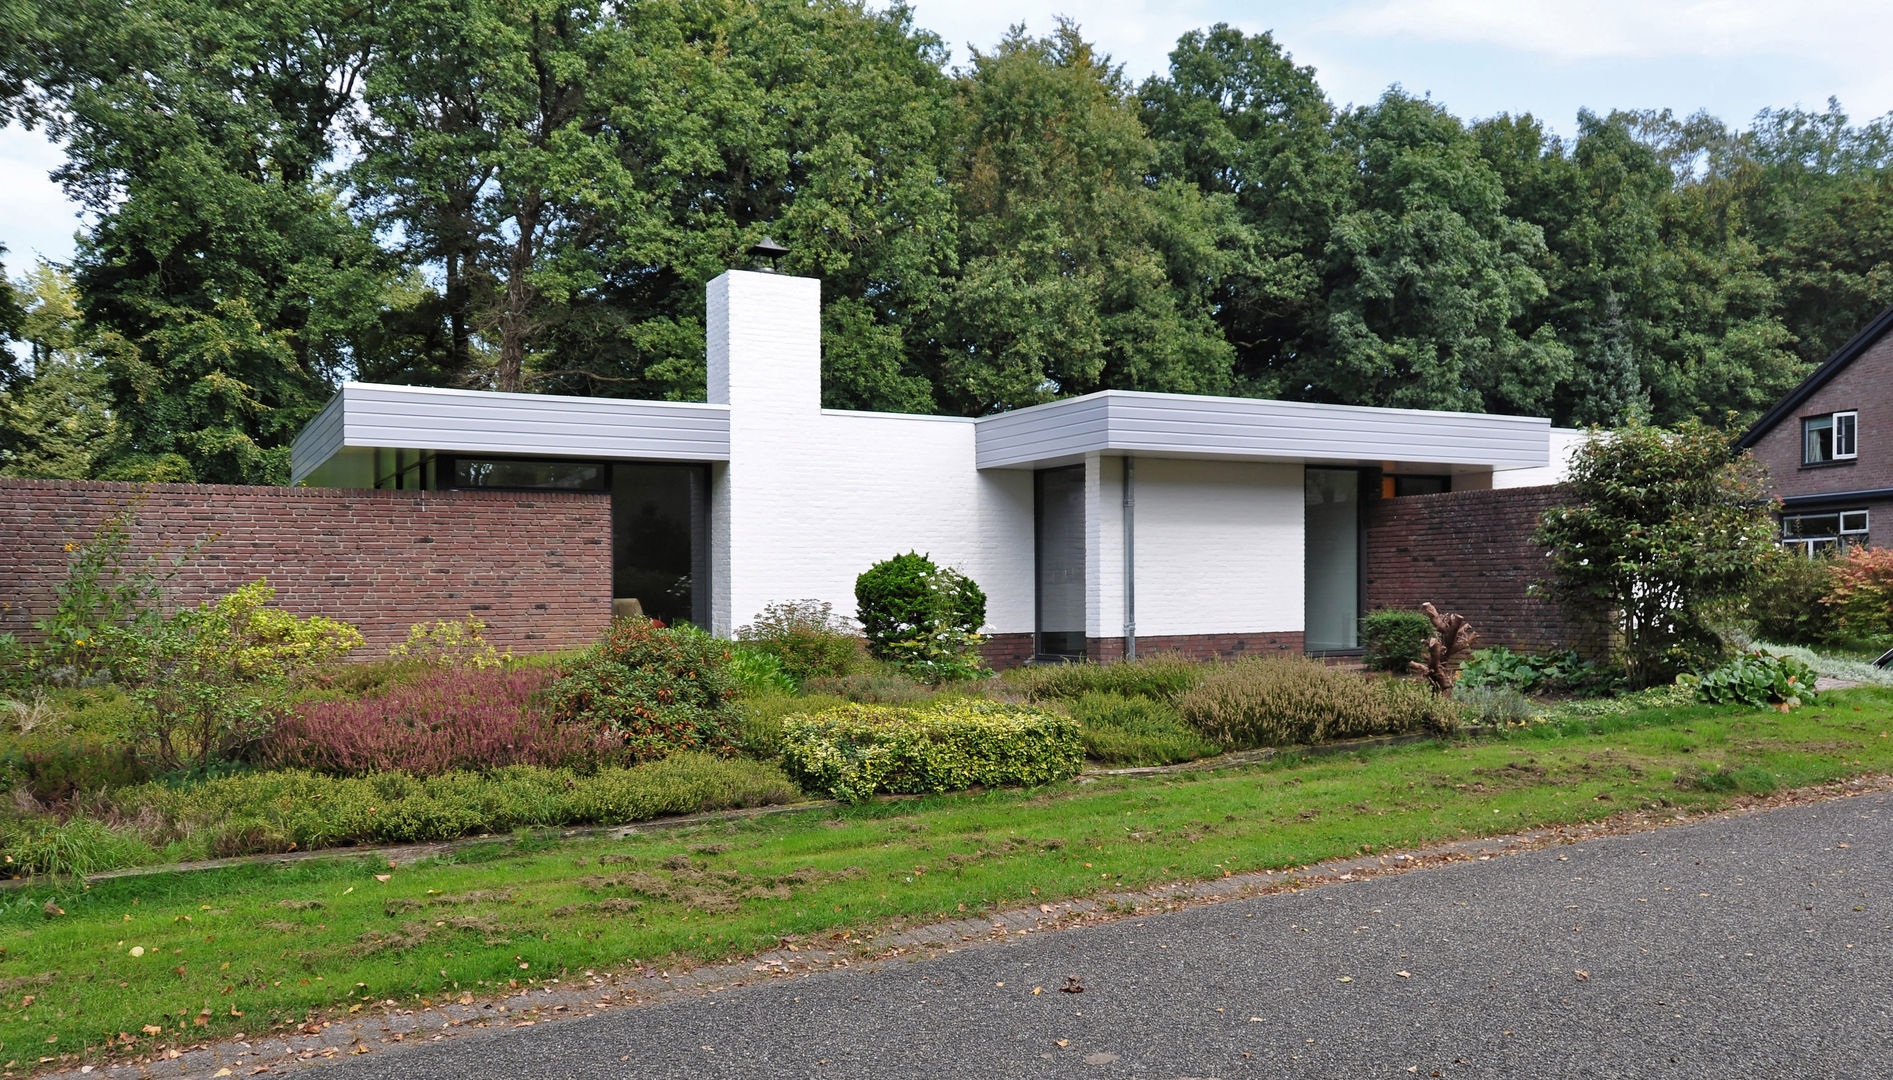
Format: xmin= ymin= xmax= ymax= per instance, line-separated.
xmin=1747 ymin=551 xmax=1840 ymax=646
xmin=1000 ymin=654 xmax=1205 ymax=702
xmin=0 ymin=263 xmax=119 ymax=479
xmin=726 ymin=645 xmax=797 ymax=698
xmin=0 ymin=632 xmax=29 ymax=694
xmin=1457 ymin=647 xmax=1616 ymax=695
xmin=732 ymin=693 xmax=851 ymax=760
xmin=736 ymin=600 xmax=866 ymax=685
xmin=3 ymin=739 xmax=150 ymax=803
xmin=1453 ymin=685 xmax=1536 ymax=728
xmin=778 ymin=699 xmax=1084 ymax=803
xmin=853 ymin=553 xmax=988 ymax=682
xmin=1360 ymin=610 xmax=1435 ymax=673
xmin=541 ymin=617 xmax=740 ymax=761
xmin=1176 ymin=656 xmax=1462 ymax=748
xmin=1534 ymin=420 xmax=1779 ymax=687
xmin=1680 ymin=651 xmax=1819 ymax=709
xmin=1826 ymin=547 xmax=1893 ymax=643
xmin=109 ymin=580 xmax=363 ymax=770
xmin=0 ymin=815 xmax=154 ymax=877
xmin=1682 ymin=763 xmax=1781 ymax=795
xmin=34 ymin=501 xmax=201 ymax=680
xmin=388 ymin=615 xmax=509 ymax=669
xmin=1065 ymin=691 xmax=1221 ymax=765
xmin=801 ymin=666 xmax=934 ymax=705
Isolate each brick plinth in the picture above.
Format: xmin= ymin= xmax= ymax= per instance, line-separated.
xmin=0 ymin=479 xmax=613 ymax=656
xmin=1364 ymin=484 xmax=1604 ymax=657
xmin=1087 ymin=632 xmax=1303 ymax=664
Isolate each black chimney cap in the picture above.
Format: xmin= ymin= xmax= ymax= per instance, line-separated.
xmin=747 ymin=236 xmax=789 ymax=271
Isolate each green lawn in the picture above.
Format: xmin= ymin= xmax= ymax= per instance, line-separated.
xmin=5 ymin=686 xmax=1893 ymax=1070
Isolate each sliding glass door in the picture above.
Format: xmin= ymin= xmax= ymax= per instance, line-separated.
xmin=1304 ymin=467 xmax=1362 ymax=652
xmin=1035 ymin=466 xmax=1086 ymax=658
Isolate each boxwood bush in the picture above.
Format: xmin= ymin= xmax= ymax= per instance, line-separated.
xmin=1177 ymin=656 xmax=1461 ymax=747
xmin=1361 ymin=609 xmax=1434 ymax=673
xmin=778 ymin=699 xmax=1083 ymax=802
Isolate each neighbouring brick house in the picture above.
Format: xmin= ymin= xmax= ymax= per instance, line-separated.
xmin=1740 ymin=304 xmax=1893 ymax=554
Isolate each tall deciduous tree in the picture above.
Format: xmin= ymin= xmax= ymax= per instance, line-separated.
xmin=0 ymin=263 xmax=118 ymax=479
xmin=928 ymin=22 xmax=1233 ymax=414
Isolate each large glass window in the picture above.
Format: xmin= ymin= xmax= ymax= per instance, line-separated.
xmin=612 ymin=464 xmax=710 ymax=628
xmin=1305 ymin=468 xmax=1362 ymax=652
xmin=1782 ymin=509 xmax=1869 ymax=557
xmin=451 ymin=458 xmax=607 ymax=490
xmin=1035 ymin=466 xmax=1087 ymax=658
xmin=1803 ymin=411 xmax=1858 ymax=464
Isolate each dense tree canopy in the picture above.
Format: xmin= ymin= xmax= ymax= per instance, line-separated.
xmin=5 ymin=6 xmax=1892 ymax=482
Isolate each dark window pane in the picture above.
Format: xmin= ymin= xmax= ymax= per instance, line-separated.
xmin=1393 ymin=475 xmax=1450 ymax=497
xmin=1804 ymin=416 xmax=1835 ymax=463
xmin=1036 ymin=467 xmax=1086 ymax=658
xmin=452 ymin=458 xmax=606 ymax=490
xmin=1783 ymin=514 xmax=1840 ymax=539
xmin=612 ymin=464 xmax=708 ymax=628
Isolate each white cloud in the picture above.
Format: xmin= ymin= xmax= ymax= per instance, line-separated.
xmin=1330 ymin=0 xmax=1893 ymax=63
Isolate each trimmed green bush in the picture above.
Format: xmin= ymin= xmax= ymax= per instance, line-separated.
xmin=542 ymin=617 xmax=740 ymax=760
xmin=1361 ymin=609 xmax=1434 ymax=673
xmin=779 ymin=699 xmax=1083 ymax=802
xmin=853 ymin=553 xmax=988 ymax=682
xmin=734 ymin=692 xmax=850 ymax=759
xmin=1001 ymin=654 xmax=1204 ymax=702
xmin=1177 ymin=656 xmax=1461 ymax=747
xmin=1066 ymin=691 xmax=1221 ymax=765
xmin=736 ymin=600 xmax=867 ymax=684
xmin=1747 ymin=551 xmax=1838 ymax=646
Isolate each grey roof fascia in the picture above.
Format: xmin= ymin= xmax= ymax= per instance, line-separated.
xmin=290 ymin=383 xmax=731 ymax=483
xmin=973 ymin=390 xmax=1550 ymax=470
xmin=1779 ymin=487 xmax=1893 ymax=508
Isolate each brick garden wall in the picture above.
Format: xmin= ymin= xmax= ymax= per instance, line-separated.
xmin=1364 ymin=485 xmax=1604 ymax=657
xmin=0 ymin=479 xmax=614 ymax=656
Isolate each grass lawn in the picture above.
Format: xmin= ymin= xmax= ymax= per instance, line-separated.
xmin=5 ymin=686 xmax=1893 ymax=1069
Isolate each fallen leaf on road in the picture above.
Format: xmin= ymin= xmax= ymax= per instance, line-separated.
xmin=1055 ymin=1040 xmax=1069 ymax=1047
xmin=1575 ymin=970 xmax=1589 ymax=981
xmin=1060 ymin=976 xmax=1084 ymax=993
xmin=1396 ymin=971 xmax=1411 ymax=978
xmin=1337 ymin=976 xmax=1353 ymax=983
xmin=1033 ymin=987 xmax=1043 ymax=995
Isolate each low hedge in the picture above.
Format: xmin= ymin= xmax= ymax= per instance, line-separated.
xmin=779 ymin=699 xmax=1084 ymax=802
xmin=2 ymin=754 xmax=802 ymax=874
xmin=1177 ymin=656 xmax=1461 ymax=748
xmin=1001 ymin=654 xmax=1204 ymax=702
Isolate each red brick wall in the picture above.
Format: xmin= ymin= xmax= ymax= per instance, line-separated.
xmin=0 ymin=479 xmax=613 ymax=656
xmin=1747 ymin=329 xmax=1893 ymax=547
xmin=1365 ymin=485 xmax=1604 ymax=657
xmin=979 ymin=631 xmax=1303 ymax=669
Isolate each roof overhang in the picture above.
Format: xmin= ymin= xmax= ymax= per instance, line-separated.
xmin=289 ymin=383 xmax=731 ymax=485
xmin=972 ymin=391 xmax=1552 ymax=471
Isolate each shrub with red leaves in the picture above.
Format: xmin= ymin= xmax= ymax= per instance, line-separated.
xmin=268 ymin=667 xmax=622 ymax=776
xmin=542 ymin=617 xmax=740 ymax=761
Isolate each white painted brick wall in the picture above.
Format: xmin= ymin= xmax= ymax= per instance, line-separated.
xmin=706 ymin=270 xmax=1033 ymax=637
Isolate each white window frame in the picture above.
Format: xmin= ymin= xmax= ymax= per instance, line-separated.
xmin=1781 ymin=508 xmax=1870 ymax=557
xmin=1804 ymin=410 xmax=1859 ymax=464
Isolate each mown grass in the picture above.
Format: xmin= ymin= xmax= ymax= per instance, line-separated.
xmin=5 ymin=686 xmax=1893 ymax=1068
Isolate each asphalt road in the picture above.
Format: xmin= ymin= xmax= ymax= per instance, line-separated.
xmin=321 ymin=793 xmax=1893 ymax=1079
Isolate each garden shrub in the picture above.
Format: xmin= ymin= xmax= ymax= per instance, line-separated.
xmin=1453 ymin=685 xmax=1535 ymax=727
xmin=726 ymin=644 xmax=797 ymax=697
xmin=0 ymin=632 xmax=31 ymax=693
xmin=736 ymin=600 xmax=866 ymax=684
xmin=388 ymin=615 xmax=510 ymax=669
xmin=778 ymin=699 xmax=1084 ymax=803
xmin=1680 ymin=651 xmax=1819 ymax=709
xmin=4 ymin=739 xmax=150 ymax=803
xmin=1065 ymin=691 xmax=1221 ymax=765
xmin=853 ymin=553 xmax=988 ymax=682
xmin=75 ymin=754 xmax=802 ymax=864
xmin=1826 ymin=547 xmax=1893 ymax=643
xmin=34 ymin=501 xmax=205 ymax=682
xmin=542 ymin=617 xmax=740 ymax=761
xmin=733 ymin=693 xmax=850 ymax=759
xmin=1001 ymin=654 xmax=1203 ymax=702
xmin=267 ymin=667 xmax=621 ymax=776
xmin=1360 ymin=609 xmax=1434 ymax=673
xmin=107 ymin=580 xmax=363 ymax=771
xmin=1457 ymin=647 xmax=1616 ymax=695
xmin=1747 ymin=551 xmax=1838 ymax=646
xmin=802 ymin=666 xmax=933 ymax=704
xmin=1176 ymin=656 xmax=1461 ymax=748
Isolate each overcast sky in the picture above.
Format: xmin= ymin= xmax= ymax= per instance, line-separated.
xmin=6 ymin=0 xmax=1893 ymax=272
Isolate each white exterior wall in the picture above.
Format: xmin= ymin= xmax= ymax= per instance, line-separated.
xmin=706 ymin=270 xmax=1034 ymax=638
xmin=1118 ymin=458 xmax=1304 ymax=638
xmin=1493 ymin=426 xmax=1586 ymax=488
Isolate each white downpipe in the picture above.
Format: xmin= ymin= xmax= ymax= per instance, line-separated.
xmin=1123 ymin=455 xmax=1136 ymax=660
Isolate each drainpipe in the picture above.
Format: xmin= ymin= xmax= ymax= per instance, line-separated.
xmin=1123 ymin=455 xmax=1136 ymax=661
